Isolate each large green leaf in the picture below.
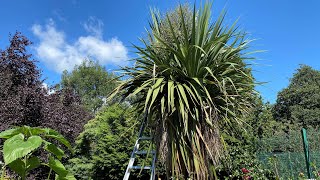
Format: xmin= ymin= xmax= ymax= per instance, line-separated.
xmin=27 ymin=127 xmax=47 ymax=136
xmin=44 ymin=129 xmax=73 ymax=154
xmin=3 ymin=134 xmax=42 ymax=165
xmin=26 ymin=156 xmax=41 ymax=172
xmin=8 ymin=159 xmax=25 ymax=178
xmin=49 ymin=156 xmax=76 ymax=180
xmin=48 ymin=156 xmax=68 ymax=177
xmin=17 ymin=126 xmax=45 ymax=137
xmin=0 ymin=126 xmax=47 ymax=139
xmin=44 ymin=141 xmax=65 ymax=160
xmin=55 ymin=173 xmax=76 ymax=180
xmin=0 ymin=128 xmax=20 ymax=139
xmin=9 ymin=156 xmax=41 ymax=178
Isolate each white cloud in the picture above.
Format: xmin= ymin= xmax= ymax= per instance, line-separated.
xmin=32 ymin=18 xmax=128 ymax=73
xmin=42 ymin=83 xmax=55 ymax=95
xmin=82 ymin=16 xmax=104 ymax=38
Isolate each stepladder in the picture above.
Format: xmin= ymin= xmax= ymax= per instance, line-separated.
xmin=123 ymin=113 xmax=156 ymax=180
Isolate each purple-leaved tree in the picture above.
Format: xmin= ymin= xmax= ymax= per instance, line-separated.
xmin=0 ymin=32 xmax=92 ymax=179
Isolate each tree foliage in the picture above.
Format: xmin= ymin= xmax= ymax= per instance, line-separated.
xmin=0 ymin=32 xmax=91 ymax=179
xmin=68 ymin=104 xmax=141 ymax=180
xmin=61 ymin=59 xmax=117 ymax=113
xmin=273 ymin=65 xmax=320 ymax=126
xmin=111 ymin=2 xmax=256 ymax=179
xmin=0 ymin=32 xmax=91 ymax=143
xmin=0 ymin=32 xmax=43 ymax=130
xmin=41 ymin=88 xmax=92 ymax=142
xmin=148 ymin=3 xmax=193 ymax=57
xmin=247 ymin=97 xmax=282 ymax=139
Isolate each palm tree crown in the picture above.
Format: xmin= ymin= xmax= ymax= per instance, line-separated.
xmin=111 ymin=2 xmax=256 ymax=179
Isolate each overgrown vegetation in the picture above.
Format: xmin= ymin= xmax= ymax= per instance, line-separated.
xmin=254 ymin=65 xmax=320 ymax=179
xmin=0 ymin=1 xmax=320 ymax=180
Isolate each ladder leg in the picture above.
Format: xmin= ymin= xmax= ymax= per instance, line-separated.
xmin=150 ymin=151 xmax=157 ymax=180
xmin=123 ymin=139 xmax=140 ymax=180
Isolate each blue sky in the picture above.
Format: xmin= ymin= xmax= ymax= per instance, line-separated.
xmin=0 ymin=0 xmax=319 ymax=103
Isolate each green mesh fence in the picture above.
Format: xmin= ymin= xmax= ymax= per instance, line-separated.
xmin=256 ymin=127 xmax=320 ymax=179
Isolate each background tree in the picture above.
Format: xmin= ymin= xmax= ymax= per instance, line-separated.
xmin=60 ymin=59 xmax=117 ymax=113
xmin=0 ymin=32 xmax=43 ymax=130
xmin=0 ymin=32 xmax=91 ymax=143
xmin=111 ymin=2 xmax=256 ymax=179
xmin=42 ymin=88 xmax=92 ymax=142
xmin=0 ymin=32 xmax=91 ymax=179
xmin=248 ymin=97 xmax=281 ymax=139
xmin=273 ymin=65 xmax=320 ymax=126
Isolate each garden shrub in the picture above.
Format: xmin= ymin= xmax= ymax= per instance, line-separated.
xmin=68 ymin=104 xmax=151 ymax=180
xmin=216 ymin=131 xmax=275 ymax=179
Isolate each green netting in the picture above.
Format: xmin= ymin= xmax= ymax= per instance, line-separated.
xmin=256 ymin=127 xmax=320 ymax=179
xmin=257 ymin=152 xmax=320 ymax=179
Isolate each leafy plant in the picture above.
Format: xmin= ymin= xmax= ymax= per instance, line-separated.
xmin=0 ymin=126 xmax=75 ymax=180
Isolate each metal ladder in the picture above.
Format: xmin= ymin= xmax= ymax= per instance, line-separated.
xmin=123 ymin=113 xmax=156 ymax=180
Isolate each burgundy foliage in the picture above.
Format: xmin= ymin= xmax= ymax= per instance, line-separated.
xmin=0 ymin=32 xmax=43 ymax=130
xmin=0 ymin=33 xmax=92 ymax=147
xmin=42 ymin=88 xmax=92 ymax=141
xmin=0 ymin=32 xmax=92 ymax=179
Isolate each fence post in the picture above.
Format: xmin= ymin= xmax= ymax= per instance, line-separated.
xmin=301 ymin=128 xmax=311 ymax=179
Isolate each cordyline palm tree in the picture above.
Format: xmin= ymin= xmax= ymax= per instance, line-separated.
xmin=110 ymin=2 xmax=256 ymax=179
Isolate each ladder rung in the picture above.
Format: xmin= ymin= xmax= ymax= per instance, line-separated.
xmin=139 ymin=136 xmax=152 ymax=140
xmin=130 ymin=166 xmax=152 ymax=170
xmin=135 ymin=150 xmax=156 ymax=155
